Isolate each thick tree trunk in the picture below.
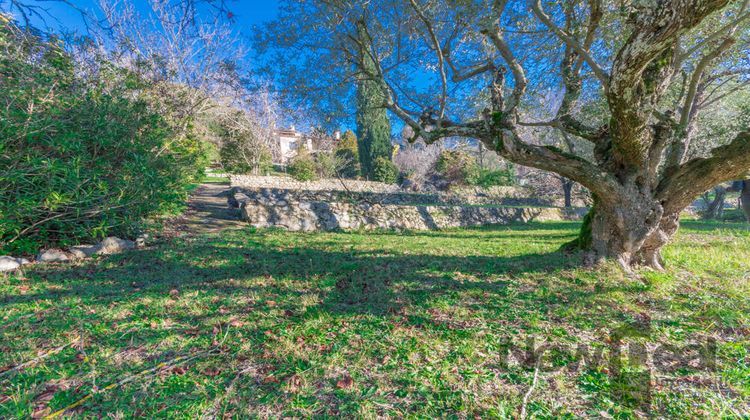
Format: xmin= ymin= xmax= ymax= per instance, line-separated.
xmin=562 ymin=178 xmax=574 ymax=208
xmin=741 ymin=180 xmax=750 ymax=222
xmin=582 ymin=188 xmax=667 ymax=270
xmin=702 ymin=186 xmax=726 ymax=220
xmin=578 ymin=208 xmax=679 ymax=271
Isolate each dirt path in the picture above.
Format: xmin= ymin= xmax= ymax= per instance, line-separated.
xmin=165 ymin=183 xmax=244 ymax=236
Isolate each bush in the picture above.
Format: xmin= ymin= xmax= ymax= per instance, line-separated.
xmin=288 ymin=150 xmax=318 ymax=181
xmin=436 ymin=150 xmax=479 ymax=186
xmin=314 ymin=151 xmax=338 ymax=178
xmin=472 ymin=168 xmax=515 ymax=188
xmin=334 ymin=149 xmax=360 ymax=178
xmin=372 ymin=157 xmax=399 ymax=184
xmin=220 ymin=137 xmax=273 ymax=175
xmin=335 ymin=130 xmax=360 ymax=178
xmin=0 ymin=21 xmax=206 ymax=254
xmin=215 ymin=110 xmax=274 ymax=175
xmin=393 ymin=143 xmax=441 ymax=190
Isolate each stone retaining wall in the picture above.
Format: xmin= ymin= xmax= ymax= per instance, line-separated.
xmin=232 ymin=187 xmax=587 ymax=232
xmin=229 ymin=175 xmax=546 ymax=206
xmin=230 ymin=175 xmax=401 ymax=193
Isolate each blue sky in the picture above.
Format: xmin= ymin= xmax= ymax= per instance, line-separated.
xmin=12 ymin=0 xmax=280 ymax=38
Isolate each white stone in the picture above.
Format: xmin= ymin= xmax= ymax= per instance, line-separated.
xmin=92 ymin=237 xmax=136 ymax=255
xmin=37 ymin=249 xmax=71 ymax=263
xmin=135 ymin=234 xmax=149 ymax=248
xmin=69 ymin=245 xmax=96 ymax=259
xmin=0 ymin=256 xmax=21 ymax=272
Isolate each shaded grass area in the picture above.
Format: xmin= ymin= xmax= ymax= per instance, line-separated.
xmin=1 ymin=221 xmax=748 ymax=417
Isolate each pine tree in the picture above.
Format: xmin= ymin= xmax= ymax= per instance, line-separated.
xmin=355 ymin=20 xmax=392 ymax=180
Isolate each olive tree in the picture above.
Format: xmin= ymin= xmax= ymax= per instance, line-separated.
xmin=274 ymin=0 xmax=749 ymax=270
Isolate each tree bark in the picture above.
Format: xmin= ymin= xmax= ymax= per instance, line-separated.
xmin=702 ymin=186 xmax=726 ymax=220
xmin=562 ymin=178 xmax=574 ymax=208
xmin=741 ymin=180 xmax=750 ymax=222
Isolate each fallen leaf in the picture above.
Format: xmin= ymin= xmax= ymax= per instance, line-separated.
xmin=31 ymin=407 xmax=51 ymax=419
xmin=34 ymin=385 xmax=58 ymax=403
xmin=184 ymin=328 xmax=200 ymax=336
xmin=229 ymin=319 xmax=245 ymax=328
xmin=202 ymin=367 xmax=221 ymax=377
xmin=286 ymin=374 xmax=302 ymax=393
xmin=336 ymin=374 xmax=354 ymax=390
xmin=263 ymin=375 xmax=279 ymax=384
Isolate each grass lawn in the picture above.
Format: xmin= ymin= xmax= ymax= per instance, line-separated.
xmin=1 ymin=221 xmax=748 ymax=418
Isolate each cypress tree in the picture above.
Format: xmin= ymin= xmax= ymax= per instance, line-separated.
xmin=355 ymin=20 xmax=392 ymax=180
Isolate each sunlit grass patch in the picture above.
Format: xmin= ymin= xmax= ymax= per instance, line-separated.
xmin=1 ymin=221 xmax=748 ymax=417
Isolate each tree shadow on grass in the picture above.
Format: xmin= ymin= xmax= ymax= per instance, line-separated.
xmin=0 ymin=227 xmax=660 ymax=418
xmin=3 ymin=228 xmax=632 ymax=324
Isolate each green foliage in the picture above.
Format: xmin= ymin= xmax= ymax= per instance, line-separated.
xmin=436 ymin=150 xmax=480 ymax=186
xmin=472 ymin=168 xmax=516 ymax=188
xmin=355 ymin=22 xmax=392 ymax=180
xmin=435 ymin=150 xmax=514 ymax=188
xmin=335 ymin=130 xmax=360 ymax=178
xmin=219 ymin=136 xmax=273 ymax=175
xmin=288 ymin=149 xmax=318 ymax=181
xmin=202 ymin=140 xmax=220 ymax=165
xmin=338 ymin=130 xmax=359 ymax=154
xmin=314 ymin=151 xmax=338 ymax=178
xmin=212 ymin=110 xmax=273 ymax=175
xmin=372 ymin=156 xmax=398 ymax=184
xmin=0 ymin=21 xmax=205 ymax=254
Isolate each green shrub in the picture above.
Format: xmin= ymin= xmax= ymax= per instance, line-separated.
xmin=288 ymin=150 xmax=318 ymax=181
xmin=372 ymin=157 xmax=399 ymax=184
xmin=215 ymin=110 xmax=273 ymax=175
xmin=472 ymin=168 xmax=515 ymax=187
xmin=315 ymin=151 xmax=338 ymax=178
xmin=0 ymin=21 xmax=205 ymax=254
xmin=335 ymin=130 xmax=360 ymax=178
xmin=335 ymin=149 xmax=360 ymax=178
xmin=436 ymin=150 xmax=479 ymax=186
xmin=219 ymin=137 xmax=273 ymax=175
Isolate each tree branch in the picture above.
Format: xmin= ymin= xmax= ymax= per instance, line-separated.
xmin=658 ymin=131 xmax=750 ymax=213
xmin=530 ymin=0 xmax=609 ymax=89
xmin=481 ymin=10 xmax=527 ymax=113
xmin=408 ymin=0 xmax=449 ymax=118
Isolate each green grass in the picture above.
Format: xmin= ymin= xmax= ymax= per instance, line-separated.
xmin=200 ymin=175 xmax=230 ymax=185
xmin=1 ymin=221 xmax=749 ymax=417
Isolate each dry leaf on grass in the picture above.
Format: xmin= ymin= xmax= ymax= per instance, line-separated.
xmin=336 ymin=374 xmax=354 ymax=390
xmin=286 ymin=374 xmax=302 ymax=393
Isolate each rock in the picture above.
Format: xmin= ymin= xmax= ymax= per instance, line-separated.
xmin=135 ymin=234 xmax=149 ymax=248
xmin=37 ymin=249 xmax=71 ymax=263
xmin=17 ymin=258 xmax=31 ymax=265
xmin=229 ymin=192 xmax=250 ymax=209
xmin=92 ymin=237 xmax=136 ymax=255
xmin=69 ymin=245 xmax=96 ymax=259
xmin=0 ymin=256 xmax=21 ymax=272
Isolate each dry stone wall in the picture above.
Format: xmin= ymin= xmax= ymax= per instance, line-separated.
xmin=230 ymin=175 xmax=401 ymax=193
xmin=229 ymin=177 xmax=587 ymax=232
xmin=239 ymin=197 xmax=580 ymax=232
